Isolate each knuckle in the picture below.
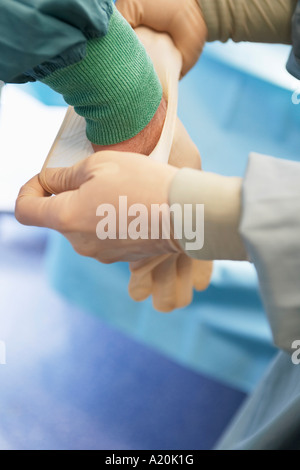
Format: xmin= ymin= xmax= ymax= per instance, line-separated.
xmin=74 ymin=244 xmax=98 ymax=259
xmin=14 ymin=199 xmax=24 ymax=224
xmin=96 ymin=251 xmax=116 ymax=264
xmin=84 ymin=155 xmax=98 ymax=172
xmin=14 ymin=192 xmax=30 ymax=225
xmin=18 ymin=183 xmax=27 ymax=196
xmin=73 ymin=246 xmax=89 ymax=258
xmin=99 ymin=258 xmax=114 ymax=265
xmin=82 ymin=154 xmax=103 ymax=177
xmin=116 ymin=0 xmax=139 ymax=26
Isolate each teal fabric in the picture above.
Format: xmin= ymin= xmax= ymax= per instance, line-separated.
xmin=1 ymin=0 xmax=162 ymax=145
xmin=213 ymin=153 xmax=300 ymax=450
xmin=216 ymin=352 xmax=300 ymax=450
xmin=41 ymin=5 xmax=162 ymax=145
xmin=0 ymin=0 xmax=112 ymax=83
xmin=287 ymin=0 xmax=300 ymax=78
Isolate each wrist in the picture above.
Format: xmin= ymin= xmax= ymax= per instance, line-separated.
xmin=159 ymin=165 xmax=182 ymax=255
xmin=41 ymin=4 xmax=163 ymax=145
xmin=168 ymin=168 xmax=248 ymax=260
xmin=92 ymin=96 xmax=167 ymax=155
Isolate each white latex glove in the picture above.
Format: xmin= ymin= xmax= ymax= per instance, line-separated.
xmin=15 ymin=151 xmax=180 ymax=263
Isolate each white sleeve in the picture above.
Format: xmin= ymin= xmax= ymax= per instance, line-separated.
xmin=240 ymin=153 xmax=300 ymax=352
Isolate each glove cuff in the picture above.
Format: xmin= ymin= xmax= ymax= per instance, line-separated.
xmin=168 ymin=168 xmax=248 ymax=261
xmin=41 ymin=4 xmax=162 ymax=145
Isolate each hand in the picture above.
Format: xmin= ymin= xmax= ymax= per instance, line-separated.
xmin=128 ymin=118 xmax=213 ymax=313
xmin=129 ymin=254 xmax=213 ymax=312
xmin=15 ymin=151 xmax=180 ymax=263
xmin=116 ymin=0 xmax=208 ymax=77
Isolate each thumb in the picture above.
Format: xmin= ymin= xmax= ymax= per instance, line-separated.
xmin=39 ymin=151 xmax=117 ymax=194
xmin=15 ymin=174 xmax=74 ymax=230
xmin=39 ymin=162 xmax=88 ymax=195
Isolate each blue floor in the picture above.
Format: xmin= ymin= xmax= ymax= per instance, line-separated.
xmin=0 ymin=214 xmax=246 ymax=450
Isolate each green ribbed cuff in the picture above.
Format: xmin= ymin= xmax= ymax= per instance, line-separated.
xmin=41 ymin=3 xmax=162 ymax=145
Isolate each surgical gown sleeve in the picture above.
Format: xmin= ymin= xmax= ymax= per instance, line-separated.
xmin=214 ymin=154 xmax=300 ymax=450
xmin=0 ymin=0 xmax=113 ymax=84
xmin=0 ymin=1 xmax=163 ymax=146
xmin=169 ymin=153 xmax=300 ymax=352
xmin=216 ymin=351 xmax=300 ymax=450
xmin=287 ymin=0 xmax=300 ymax=78
xmin=239 ymin=153 xmax=300 ymax=353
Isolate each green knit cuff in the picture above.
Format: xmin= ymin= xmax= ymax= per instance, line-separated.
xmin=41 ymin=3 xmax=163 ymax=145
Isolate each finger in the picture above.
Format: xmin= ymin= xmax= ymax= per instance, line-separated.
xmin=39 ymin=155 xmax=94 ymax=195
xmin=128 ymin=268 xmax=153 ymax=302
xmin=129 ymin=254 xmax=171 ymax=275
xmin=192 ymin=260 xmax=214 ymax=291
xmin=128 ymin=254 xmax=170 ymax=301
xmin=15 ymin=174 xmax=74 ymax=230
xmin=152 ymin=254 xmax=179 ymax=312
xmin=175 ymin=255 xmax=194 ymax=308
xmin=39 ymin=167 xmax=78 ymax=195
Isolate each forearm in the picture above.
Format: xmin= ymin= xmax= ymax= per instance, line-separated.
xmin=198 ymin=0 xmax=298 ymax=44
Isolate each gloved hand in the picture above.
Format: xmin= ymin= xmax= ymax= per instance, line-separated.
xmin=116 ymin=0 xmax=208 ymax=77
xmin=15 ymin=151 xmax=181 ymax=263
xmin=128 ymin=118 xmax=213 ymax=312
